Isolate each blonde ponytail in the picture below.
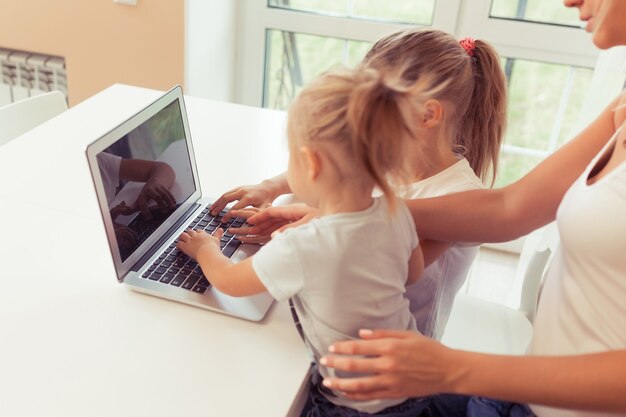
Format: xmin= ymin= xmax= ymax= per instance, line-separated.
xmin=363 ymin=28 xmax=507 ymax=185
xmin=287 ymin=66 xmax=432 ymax=211
xmin=460 ymin=40 xmax=507 ymax=185
xmin=345 ymin=69 xmax=420 ymax=209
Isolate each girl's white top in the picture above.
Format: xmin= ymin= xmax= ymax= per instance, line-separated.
xmin=252 ymin=197 xmax=418 ymax=413
xmin=398 ymin=158 xmax=484 ymax=339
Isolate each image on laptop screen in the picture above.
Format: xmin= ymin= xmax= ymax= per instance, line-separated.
xmin=95 ymin=99 xmax=196 ymax=262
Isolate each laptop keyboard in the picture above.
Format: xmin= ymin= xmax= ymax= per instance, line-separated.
xmin=139 ymin=207 xmax=245 ymax=294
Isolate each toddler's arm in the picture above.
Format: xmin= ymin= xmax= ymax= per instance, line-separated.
xmin=177 ymin=229 xmax=267 ymax=297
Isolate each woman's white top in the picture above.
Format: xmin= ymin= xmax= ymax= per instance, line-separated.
xmin=529 ymin=129 xmax=626 ymax=417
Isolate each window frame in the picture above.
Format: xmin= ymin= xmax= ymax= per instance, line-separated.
xmin=235 ymin=0 xmax=598 ymax=106
xmin=235 ymin=0 xmax=463 ymax=106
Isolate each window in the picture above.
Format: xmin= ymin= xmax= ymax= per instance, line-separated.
xmin=497 ymin=58 xmax=594 ymax=186
xmin=236 ymin=0 xmax=600 ymax=186
xmin=264 ymin=30 xmax=369 ymax=109
xmin=490 ymin=0 xmax=581 ymax=27
xmin=268 ymin=0 xmax=436 ymax=25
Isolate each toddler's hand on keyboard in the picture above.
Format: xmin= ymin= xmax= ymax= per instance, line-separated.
xmin=177 ymin=228 xmax=223 ymax=260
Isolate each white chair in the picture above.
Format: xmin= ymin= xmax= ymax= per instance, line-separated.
xmin=441 ymin=224 xmax=556 ymax=355
xmin=0 ymin=91 xmax=68 ymax=147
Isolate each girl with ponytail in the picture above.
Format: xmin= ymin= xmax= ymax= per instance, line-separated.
xmin=212 ymin=28 xmax=508 ymax=341
xmin=361 ymin=29 xmax=507 ymax=340
xmin=177 ymin=66 xmax=432 ymax=416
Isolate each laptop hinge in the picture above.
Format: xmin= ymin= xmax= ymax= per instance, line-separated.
xmin=129 ymin=203 xmax=201 ymax=273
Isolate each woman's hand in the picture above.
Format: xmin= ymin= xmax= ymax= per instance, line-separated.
xmin=208 ymin=183 xmax=275 ymax=216
xmin=227 ymin=204 xmax=319 ymax=244
xmin=321 ymin=329 xmax=463 ymax=401
xmin=209 ymin=173 xmax=291 ymax=215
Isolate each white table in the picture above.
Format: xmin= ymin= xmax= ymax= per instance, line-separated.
xmin=0 ymin=84 xmax=311 ymax=417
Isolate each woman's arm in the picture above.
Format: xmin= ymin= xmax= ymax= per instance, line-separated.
xmin=419 ymin=239 xmax=451 ymax=268
xmin=408 ymin=92 xmax=622 ymax=243
xmin=322 ymin=330 xmax=626 ymax=414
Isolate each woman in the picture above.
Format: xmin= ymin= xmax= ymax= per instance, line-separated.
xmin=320 ymin=1 xmax=626 ymax=416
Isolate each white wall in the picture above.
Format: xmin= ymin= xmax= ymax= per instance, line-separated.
xmin=185 ymin=0 xmax=238 ymax=102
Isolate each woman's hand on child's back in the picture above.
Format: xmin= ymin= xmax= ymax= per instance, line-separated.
xmin=321 ymin=329 xmax=461 ymax=401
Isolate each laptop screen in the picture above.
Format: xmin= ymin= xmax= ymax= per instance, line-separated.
xmin=95 ymin=99 xmax=196 ymax=262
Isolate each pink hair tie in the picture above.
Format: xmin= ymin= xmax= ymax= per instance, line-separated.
xmin=459 ymin=37 xmax=476 ymax=56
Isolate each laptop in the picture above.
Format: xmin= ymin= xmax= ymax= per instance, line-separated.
xmin=86 ymin=85 xmax=273 ymax=321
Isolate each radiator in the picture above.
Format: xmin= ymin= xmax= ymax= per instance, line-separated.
xmin=0 ymin=47 xmax=68 ymax=107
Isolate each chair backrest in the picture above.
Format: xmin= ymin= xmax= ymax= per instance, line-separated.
xmin=517 ymin=223 xmax=558 ymax=323
xmin=0 ymin=91 xmax=68 ymax=147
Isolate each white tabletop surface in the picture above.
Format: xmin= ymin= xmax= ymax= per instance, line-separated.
xmin=0 ymin=84 xmax=311 ymax=417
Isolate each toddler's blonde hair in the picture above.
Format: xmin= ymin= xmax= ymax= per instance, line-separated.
xmin=287 ymin=66 xmax=436 ymax=210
